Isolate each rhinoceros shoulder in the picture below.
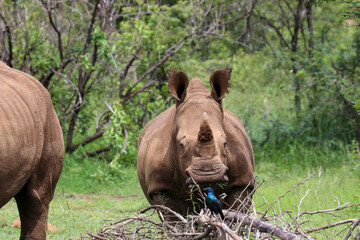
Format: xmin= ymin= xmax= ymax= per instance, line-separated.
xmin=138 ymin=105 xmax=176 ymax=145
xmin=223 ymin=109 xmax=254 ymax=169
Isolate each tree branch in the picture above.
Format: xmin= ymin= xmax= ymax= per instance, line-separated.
xmin=42 ymin=2 xmax=64 ymax=62
xmin=254 ymin=11 xmax=291 ymax=49
xmin=84 ymin=145 xmax=112 ymax=157
xmin=119 ymin=46 xmax=142 ymax=98
xmin=245 ymin=0 xmax=259 ymax=45
xmin=82 ymin=0 xmax=101 ymax=55
xmin=0 ymin=12 xmax=13 ymax=67
xmin=121 ymin=37 xmax=188 ymax=103
xmin=140 ymin=205 xmax=187 ymax=223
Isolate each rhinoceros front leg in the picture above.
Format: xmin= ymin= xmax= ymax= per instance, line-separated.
xmin=151 ymin=191 xmax=191 ymax=219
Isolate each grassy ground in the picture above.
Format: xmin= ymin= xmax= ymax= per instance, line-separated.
xmin=0 ymin=156 xmax=149 ymax=239
xmin=0 ymin=145 xmax=359 ymax=239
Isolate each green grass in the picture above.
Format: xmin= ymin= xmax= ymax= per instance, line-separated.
xmin=253 ymin=143 xmax=360 ymax=239
xmin=0 ymin=145 xmax=359 ymax=239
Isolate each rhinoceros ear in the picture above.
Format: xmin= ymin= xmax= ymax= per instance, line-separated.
xmin=167 ymin=70 xmax=189 ymax=102
xmin=210 ymin=68 xmax=232 ymax=102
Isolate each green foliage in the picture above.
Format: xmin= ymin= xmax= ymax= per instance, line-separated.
xmin=343 ymin=0 xmax=360 ymax=21
xmin=105 ymin=102 xmax=140 ymax=167
xmin=3 ymin=0 xmax=357 ymax=161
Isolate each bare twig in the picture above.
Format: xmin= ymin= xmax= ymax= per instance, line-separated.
xmin=140 ymin=205 xmax=187 ymax=223
xmin=306 ymin=219 xmax=357 ymax=234
xmin=262 ymin=173 xmax=315 ymax=220
xmin=343 ymin=216 xmax=360 ymax=240
xmin=225 ymin=210 xmax=303 ymax=240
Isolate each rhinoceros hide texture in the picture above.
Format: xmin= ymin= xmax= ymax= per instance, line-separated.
xmin=137 ymin=69 xmax=255 ymax=216
xmin=0 ymin=61 xmax=64 ymax=240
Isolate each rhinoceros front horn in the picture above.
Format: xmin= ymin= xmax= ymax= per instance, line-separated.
xmin=198 ymin=112 xmax=213 ymax=143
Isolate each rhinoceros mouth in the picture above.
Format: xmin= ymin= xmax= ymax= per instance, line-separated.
xmin=185 ymin=165 xmax=229 ymax=185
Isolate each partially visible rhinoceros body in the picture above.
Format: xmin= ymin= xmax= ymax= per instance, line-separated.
xmin=137 ymin=69 xmax=255 ymax=216
xmin=0 ymin=61 xmax=64 ymax=240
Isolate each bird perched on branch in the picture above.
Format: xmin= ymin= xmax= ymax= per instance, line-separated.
xmin=204 ymin=187 xmax=225 ymax=220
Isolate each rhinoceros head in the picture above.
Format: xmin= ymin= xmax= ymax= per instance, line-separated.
xmin=167 ymin=68 xmax=232 ymax=186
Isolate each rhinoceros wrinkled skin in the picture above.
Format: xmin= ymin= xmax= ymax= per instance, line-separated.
xmin=0 ymin=61 xmax=64 ymax=240
xmin=137 ymin=69 xmax=255 ymax=216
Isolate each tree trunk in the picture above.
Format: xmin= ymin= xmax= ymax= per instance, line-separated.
xmin=292 ymin=0 xmax=304 ymax=120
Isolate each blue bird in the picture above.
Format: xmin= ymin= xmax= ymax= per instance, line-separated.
xmin=204 ymin=187 xmax=225 ymax=220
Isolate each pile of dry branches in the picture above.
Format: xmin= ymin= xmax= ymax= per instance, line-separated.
xmin=81 ymin=174 xmax=360 ymax=240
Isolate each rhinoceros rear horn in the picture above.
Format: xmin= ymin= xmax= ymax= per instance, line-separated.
xmin=210 ymin=68 xmax=232 ymax=103
xmin=198 ymin=112 xmax=213 ymax=143
xmin=167 ymin=70 xmax=189 ymax=102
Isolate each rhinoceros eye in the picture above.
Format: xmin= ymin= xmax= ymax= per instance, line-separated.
xmin=224 ymin=142 xmax=227 ymax=148
xmin=179 ymin=142 xmax=184 ymax=149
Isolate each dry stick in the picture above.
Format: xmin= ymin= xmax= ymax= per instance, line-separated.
xmin=170 ymin=232 xmax=201 ymax=237
xmin=227 ymin=177 xmax=262 ymax=212
xmin=299 ymin=203 xmax=360 ymax=218
xmin=197 ymin=213 xmax=244 ymax=240
xmin=252 ymin=198 xmax=261 ymax=240
xmin=296 ymin=189 xmax=311 ymax=222
xmin=258 ymin=192 xmax=278 ymax=227
xmin=261 ymin=174 xmax=315 ymax=220
xmin=288 ymin=202 xmax=360 ymax=230
xmin=306 ymin=219 xmax=357 ymax=234
xmin=293 ymin=189 xmax=313 ymax=240
xmin=225 ymin=210 xmax=303 ymax=240
xmin=189 ymin=175 xmax=206 ymax=201
xmin=229 ymin=177 xmax=267 ymax=227
xmin=212 ymin=220 xmax=244 ymax=240
xmin=343 ymin=216 xmax=360 ymax=240
xmin=87 ymin=232 xmax=108 ymax=240
xmin=193 ymin=225 xmax=216 ymax=240
xmin=140 ymin=205 xmax=187 ymax=223
xmin=235 ymin=196 xmax=254 ymax=234
xmin=231 ymin=178 xmax=266 ymax=233
xmin=355 ymin=226 xmax=360 ymax=240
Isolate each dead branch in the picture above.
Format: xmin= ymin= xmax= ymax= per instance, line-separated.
xmin=261 ymin=173 xmax=315 ymax=220
xmin=298 ymin=202 xmax=360 ymax=218
xmin=87 ymin=232 xmax=108 ymax=240
xmin=82 ymin=172 xmax=359 ymax=240
xmin=344 ymin=216 xmax=360 ymax=240
xmin=306 ymin=218 xmax=358 ymax=234
xmin=225 ymin=210 xmax=303 ymax=240
xmin=140 ymin=205 xmax=187 ymax=223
